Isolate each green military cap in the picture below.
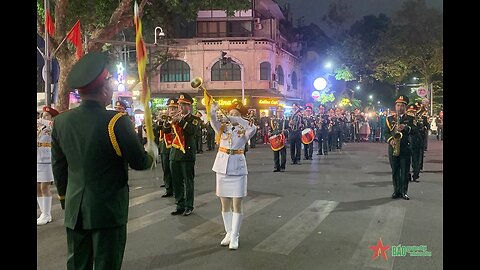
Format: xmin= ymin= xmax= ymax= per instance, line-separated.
xmin=407 ymin=103 xmax=417 ymax=112
xmin=178 ymin=93 xmax=193 ymax=104
xmin=67 ymin=52 xmax=110 ymax=92
xmin=394 ymin=95 xmax=409 ymax=105
xmin=167 ymin=98 xmax=178 ymax=107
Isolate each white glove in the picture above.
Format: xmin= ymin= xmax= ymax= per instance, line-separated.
xmin=144 ymin=140 xmax=159 ymax=166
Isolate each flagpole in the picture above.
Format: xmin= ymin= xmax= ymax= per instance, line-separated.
xmin=51 ymin=35 xmax=69 ymax=58
xmin=44 ymin=0 xmax=52 ymax=107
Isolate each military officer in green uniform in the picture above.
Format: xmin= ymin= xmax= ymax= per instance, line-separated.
xmin=415 ymin=102 xmax=430 ymax=171
xmin=406 ymin=104 xmax=422 ymax=182
xmin=158 ymin=98 xmax=178 ymax=197
xmin=170 ymin=93 xmax=201 ymax=216
xmin=51 ymin=52 xmax=155 ymax=270
xmin=385 ymin=95 xmax=416 ymax=200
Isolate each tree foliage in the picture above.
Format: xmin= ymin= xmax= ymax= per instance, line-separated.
xmin=37 ymin=0 xmax=251 ymax=111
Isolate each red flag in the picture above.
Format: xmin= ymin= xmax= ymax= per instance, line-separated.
xmin=66 ymin=20 xmax=83 ymax=59
xmin=45 ymin=10 xmax=55 ymax=36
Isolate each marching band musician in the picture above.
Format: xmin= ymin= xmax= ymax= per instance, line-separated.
xmin=334 ymin=108 xmax=345 ymax=149
xmin=302 ymin=105 xmax=316 ymax=160
xmin=169 ymin=93 xmax=201 ymax=216
xmin=37 ymin=106 xmax=59 ymax=225
xmin=386 ymin=95 xmax=417 ymax=200
xmin=157 ymin=98 xmax=178 ymax=197
xmin=415 ymin=101 xmax=429 ymax=172
xmin=327 ymin=108 xmax=337 ymax=151
xmin=315 ymin=104 xmax=329 ymax=155
xmin=247 ymin=110 xmax=258 ymax=148
xmin=406 ymin=104 xmax=422 ymax=183
xmin=209 ymin=100 xmax=257 ymax=250
xmin=288 ymin=103 xmax=304 ymax=164
xmin=270 ymin=106 xmax=288 ymax=172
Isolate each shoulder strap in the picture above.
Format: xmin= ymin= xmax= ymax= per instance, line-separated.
xmin=108 ymin=112 xmax=127 ymax=157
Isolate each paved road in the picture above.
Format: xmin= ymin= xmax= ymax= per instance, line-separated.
xmin=37 ymin=138 xmax=443 ymax=270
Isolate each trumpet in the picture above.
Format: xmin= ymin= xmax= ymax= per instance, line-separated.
xmin=191 ymin=76 xmax=232 ymax=122
xmin=159 ymin=114 xmax=173 ymax=122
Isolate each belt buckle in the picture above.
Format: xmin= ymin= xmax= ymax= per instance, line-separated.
xmin=228 ymin=149 xmax=234 ymax=155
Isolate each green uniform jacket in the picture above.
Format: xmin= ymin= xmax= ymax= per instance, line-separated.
xmin=385 ymin=114 xmax=416 ymax=155
xmin=51 ymin=100 xmax=153 ymax=230
xmin=169 ymin=113 xmax=200 ymax=161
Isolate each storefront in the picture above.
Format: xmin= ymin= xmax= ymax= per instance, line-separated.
xmin=253 ymin=97 xmax=282 ymax=117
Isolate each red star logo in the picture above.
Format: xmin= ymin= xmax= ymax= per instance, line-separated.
xmin=369 ymin=238 xmax=390 ymax=261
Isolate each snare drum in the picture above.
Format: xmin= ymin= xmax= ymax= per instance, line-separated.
xmin=301 ymin=128 xmax=315 ymax=144
xmin=269 ymin=133 xmax=285 ymax=151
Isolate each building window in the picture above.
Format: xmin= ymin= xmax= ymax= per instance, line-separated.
xmin=160 ymin=60 xmax=190 ymax=82
xmin=291 ymin=71 xmax=297 ymax=89
xmin=197 ymin=21 xmax=227 ymax=37
xmin=211 ymin=61 xmax=241 ymax=81
xmin=260 ymin=62 xmax=271 ymax=80
xmin=197 ymin=21 xmax=251 ymax=37
xmin=277 ymin=65 xmax=284 ymax=85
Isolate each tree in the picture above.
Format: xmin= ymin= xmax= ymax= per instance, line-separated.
xmin=37 ymin=0 xmax=251 ymax=112
xmin=373 ymin=0 xmax=443 ymax=95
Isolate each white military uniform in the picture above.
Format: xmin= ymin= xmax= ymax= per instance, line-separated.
xmin=210 ymin=104 xmax=257 ymax=197
xmin=37 ymin=118 xmax=54 ymax=182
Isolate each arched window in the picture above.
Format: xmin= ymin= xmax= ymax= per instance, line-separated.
xmin=260 ymin=62 xmax=271 ymax=80
xmin=160 ymin=60 xmax=190 ymax=82
xmin=277 ymin=65 xmax=284 ymax=85
xmin=291 ymin=71 xmax=297 ymax=89
xmin=211 ymin=61 xmax=241 ymax=81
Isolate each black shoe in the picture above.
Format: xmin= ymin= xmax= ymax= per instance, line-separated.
xmin=391 ymin=193 xmax=400 ymax=199
xmin=273 ymin=169 xmax=280 ymax=172
xmin=160 ymin=184 xmax=165 ymax=187
xmin=291 ymin=162 xmax=296 ymax=165
xmin=317 ymin=152 xmax=322 ymax=155
xmin=183 ymin=209 xmax=193 ymax=216
xmin=402 ymin=194 xmax=410 ymax=200
xmin=161 ymin=193 xmax=173 ymax=198
xmin=171 ymin=209 xmax=185 ymax=215
xmin=280 ymin=168 xmax=285 ymax=172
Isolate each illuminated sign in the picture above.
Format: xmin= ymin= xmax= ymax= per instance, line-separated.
xmin=258 ymin=99 xmax=279 ymax=105
xmin=201 ymin=98 xmax=248 ymax=106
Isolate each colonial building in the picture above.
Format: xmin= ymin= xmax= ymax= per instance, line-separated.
xmin=148 ymin=0 xmax=303 ymax=116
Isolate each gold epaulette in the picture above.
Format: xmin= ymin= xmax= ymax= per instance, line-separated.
xmin=108 ymin=112 xmax=127 ymax=157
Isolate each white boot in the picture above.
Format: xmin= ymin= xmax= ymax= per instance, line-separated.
xmin=229 ymin=212 xmax=243 ymax=250
xmin=37 ymin=197 xmax=44 ymax=222
xmin=37 ymin=196 xmax=52 ymax=225
xmin=220 ymin=212 xmax=232 ymax=246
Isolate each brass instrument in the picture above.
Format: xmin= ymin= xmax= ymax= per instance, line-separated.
xmin=160 ymin=114 xmax=173 ymax=122
xmin=392 ymin=113 xmax=403 ymax=157
xmin=191 ymin=76 xmax=232 ymax=122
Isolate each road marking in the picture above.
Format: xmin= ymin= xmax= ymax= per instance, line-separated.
xmin=349 ymin=205 xmax=405 ymax=270
xmin=175 ymin=195 xmax=280 ymax=241
xmin=253 ymin=200 xmax=338 ymax=255
xmin=40 ymin=187 xmax=159 ymax=213
xmin=127 ymin=191 xmax=217 ymax=234
xmin=38 ymin=189 xmax=186 ymax=226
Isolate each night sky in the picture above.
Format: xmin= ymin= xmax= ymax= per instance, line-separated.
xmin=275 ymin=0 xmax=443 ymax=35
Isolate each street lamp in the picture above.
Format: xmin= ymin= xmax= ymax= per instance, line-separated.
xmin=356 ymin=85 xmax=360 ymax=90
xmin=369 ymin=95 xmax=373 ymax=100
xmin=154 ymin=26 xmax=165 ymax=45
xmin=324 ymin=62 xmax=332 ymax=69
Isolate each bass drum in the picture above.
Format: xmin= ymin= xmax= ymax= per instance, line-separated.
xmin=269 ymin=133 xmax=285 ymax=151
xmin=301 ymin=128 xmax=315 ymax=144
